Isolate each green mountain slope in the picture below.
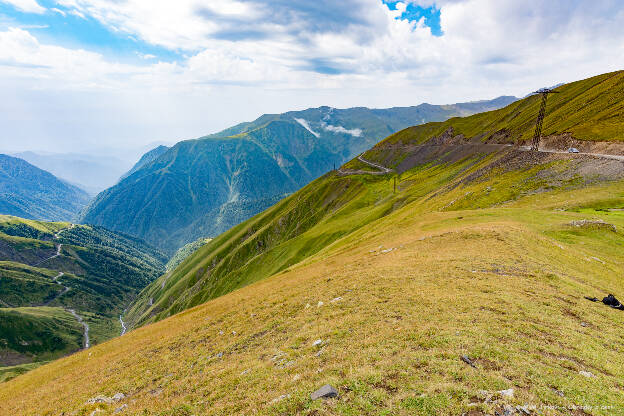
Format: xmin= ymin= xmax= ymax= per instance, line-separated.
xmin=0 ymin=155 xmax=91 ymax=221
xmin=2 ymin=72 xmax=624 ymax=416
xmin=119 ymin=145 xmax=170 ymax=181
xmin=126 ymin=70 xmax=624 ymax=328
xmin=79 ymin=98 xmax=517 ymax=254
xmin=380 ymin=70 xmax=624 ymax=148
xmin=0 ymin=216 xmax=166 ymax=380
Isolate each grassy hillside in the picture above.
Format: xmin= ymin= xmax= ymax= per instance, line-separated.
xmin=80 ymin=97 xmax=517 ymax=254
xmin=0 ymin=216 xmax=166 ymax=380
xmin=379 ymin=70 xmax=624 ymax=148
xmin=2 ymin=71 xmax=623 ymax=415
xmin=2 ymin=151 xmax=624 ymax=414
xmin=165 ymin=238 xmax=212 ymax=272
xmin=0 ymin=154 xmax=91 ymax=221
xmin=126 ymin=71 xmax=624 ymax=329
xmin=0 ymin=307 xmax=82 ymax=365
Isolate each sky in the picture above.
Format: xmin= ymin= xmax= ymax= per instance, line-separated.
xmin=0 ymin=0 xmax=623 ymax=160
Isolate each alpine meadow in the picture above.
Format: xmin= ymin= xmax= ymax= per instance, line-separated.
xmin=1 ymin=1 xmax=624 ymax=415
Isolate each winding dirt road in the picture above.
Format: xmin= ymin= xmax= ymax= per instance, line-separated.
xmin=519 ymin=145 xmax=624 ymax=161
xmin=339 ymin=145 xmax=623 ymax=178
xmin=41 ymin=272 xmax=68 ymax=306
xmin=338 ymin=155 xmax=394 ymax=176
xmin=33 ymin=243 xmax=63 ymax=267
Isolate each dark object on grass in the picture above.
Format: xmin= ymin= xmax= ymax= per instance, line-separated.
xmin=584 ymin=296 xmax=598 ymax=302
xmin=602 ymin=294 xmax=624 ymax=310
xmin=461 ymin=355 xmax=477 ymax=368
xmin=311 ymin=384 xmax=339 ymax=400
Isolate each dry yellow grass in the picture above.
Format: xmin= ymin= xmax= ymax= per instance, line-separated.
xmin=1 ymin=180 xmax=624 ymax=415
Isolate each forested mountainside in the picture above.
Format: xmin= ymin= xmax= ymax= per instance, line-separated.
xmin=0 ymin=215 xmax=165 ymax=382
xmin=0 ymin=155 xmax=90 ymax=221
xmin=79 ymin=97 xmax=517 ymax=254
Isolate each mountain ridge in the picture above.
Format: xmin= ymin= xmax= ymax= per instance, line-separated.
xmin=79 ymin=96 xmax=518 ymax=254
xmin=2 ymin=72 xmax=623 ymax=415
xmin=125 ymin=70 xmax=624 ymax=328
xmin=0 ymin=155 xmax=91 ymax=222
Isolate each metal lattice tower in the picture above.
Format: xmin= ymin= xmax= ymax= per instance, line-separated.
xmin=531 ymin=88 xmax=559 ymax=151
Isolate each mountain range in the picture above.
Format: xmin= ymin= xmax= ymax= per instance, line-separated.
xmin=79 ymin=97 xmax=517 ymax=254
xmin=2 ymin=71 xmax=623 ymax=415
xmin=0 ymin=155 xmax=90 ymax=222
xmin=125 ymin=70 xmax=624 ymax=327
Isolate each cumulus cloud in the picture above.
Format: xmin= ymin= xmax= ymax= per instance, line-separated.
xmin=1 ymin=0 xmax=46 ymax=14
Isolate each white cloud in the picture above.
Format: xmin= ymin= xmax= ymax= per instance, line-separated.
xmin=1 ymin=0 xmax=45 ymax=14
xmin=137 ymin=53 xmax=156 ymax=60
xmin=0 ymin=0 xmax=623 ymax=154
xmin=321 ymin=123 xmax=363 ymax=137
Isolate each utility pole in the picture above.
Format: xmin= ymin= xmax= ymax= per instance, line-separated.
xmin=531 ymin=88 xmax=559 ymax=152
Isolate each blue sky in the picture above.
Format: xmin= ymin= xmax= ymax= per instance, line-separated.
xmin=0 ymin=0 xmax=622 ymax=158
xmin=0 ymin=0 xmax=181 ymax=64
xmin=383 ymin=1 xmax=442 ymax=36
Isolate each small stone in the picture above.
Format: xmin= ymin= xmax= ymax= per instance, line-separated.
xmin=114 ymin=404 xmax=128 ymax=414
xmin=516 ymin=406 xmax=532 ymax=415
xmin=112 ymin=393 xmax=125 ymax=402
xmin=317 ymin=301 xmax=324 ymax=307
xmin=330 ymin=297 xmax=342 ymax=303
xmin=292 ymin=374 xmax=301 ymax=381
xmin=476 ymin=390 xmax=490 ymax=400
xmin=581 ymin=322 xmax=587 ymax=327
xmin=232 ymin=331 xmax=237 ymax=335
xmin=461 ymin=355 xmax=477 ymax=368
xmin=271 ymin=394 xmax=290 ymax=403
xmin=499 ymin=388 xmax=514 ymax=399
xmin=219 ymin=331 xmax=224 ymax=335
xmin=216 ymin=352 xmax=223 ymax=358
xmin=312 ymin=339 xmax=323 ymax=347
xmin=86 ymin=395 xmax=111 ymax=405
xmin=240 ymin=369 xmax=250 ymax=375
xmin=579 ymin=370 xmax=594 ymax=378
xmin=310 ymin=384 xmax=339 ymax=400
